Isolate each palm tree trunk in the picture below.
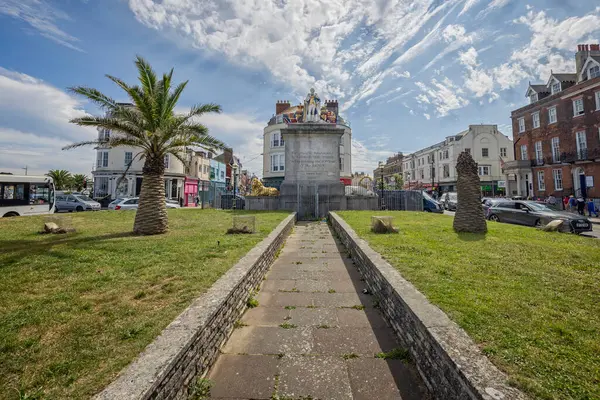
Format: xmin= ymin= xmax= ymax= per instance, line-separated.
xmin=134 ymin=158 xmax=168 ymax=235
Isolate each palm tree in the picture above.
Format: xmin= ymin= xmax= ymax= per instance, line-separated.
xmin=46 ymin=169 xmax=72 ymax=190
xmin=71 ymin=174 xmax=88 ymax=192
xmin=64 ymin=56 xmax=225 ymax=235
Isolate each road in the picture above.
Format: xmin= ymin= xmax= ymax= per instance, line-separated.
xmin=442 ymin=210 xmax=600 ymax=238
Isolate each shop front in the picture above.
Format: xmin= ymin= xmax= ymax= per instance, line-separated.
xmin=184 ymin=177 xmax=199 ymax=207
xmin=480 ymin=181 xmax=505 ymax=197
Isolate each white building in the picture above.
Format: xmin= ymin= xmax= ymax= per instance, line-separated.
xmin=92 ymin=127 xmax=215 ymax=205
xmin=262 ymin=96 xmax=352 ymax=189
xmin=402 ymin=125 xmax=514 ymax=196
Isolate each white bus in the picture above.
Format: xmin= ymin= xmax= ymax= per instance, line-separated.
xmin=0 ymin=175 xmax=56 ymax=217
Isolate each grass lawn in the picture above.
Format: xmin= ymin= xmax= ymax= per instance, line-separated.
xmin=0 ymin=209 xmax=289 ymax=400
xmin=337 ymin=211 xmax=600 ymax=400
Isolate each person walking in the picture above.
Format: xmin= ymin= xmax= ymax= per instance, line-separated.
xmin=576 ymin=196 xmax=585 ymax=215
xmin=569 ymin=195 xmax=577 ymax=212
xmin=587 ymin=198 xmax=598 ymax=218
xmin=562 ymin=196 xmax=569 ymax=210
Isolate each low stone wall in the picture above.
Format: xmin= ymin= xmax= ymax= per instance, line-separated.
xmin=246 ymin=196 xmax=280 ymax=211
xmin=329 ymin=212 xmax=525 ymax=400
xmin=346 ymin=196 xmax=378 ymax=210
xmin=94 ymin=213 xmax=296 ymax=400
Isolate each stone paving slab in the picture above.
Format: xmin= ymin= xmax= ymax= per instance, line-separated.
xmin=222 ymin=326 xmax=312 ymax=355
xmin=278 ymin=356 xmax=353 ymax=400
xmin=207 ymin=222 xmax=428 ymax=400
xmin=208 ymin=355 xmax=278 ymax=399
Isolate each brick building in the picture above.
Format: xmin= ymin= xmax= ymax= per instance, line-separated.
xmin=506 ymin=44 xmax=600 ymax=199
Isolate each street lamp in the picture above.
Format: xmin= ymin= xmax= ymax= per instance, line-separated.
xmin=232 ymin=164 xmax=238 ymax=210
xmin=378 ymin=161 xmax=384 ymax=210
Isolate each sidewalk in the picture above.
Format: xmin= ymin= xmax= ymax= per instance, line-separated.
xmin=207 ymin=222 xmax=428 ymax=400
xmin=590 ymin=217 xmax=600 ymax=225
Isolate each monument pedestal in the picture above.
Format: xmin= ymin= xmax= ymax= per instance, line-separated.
xmin=279 ymin=123 xmax=346 ymax=219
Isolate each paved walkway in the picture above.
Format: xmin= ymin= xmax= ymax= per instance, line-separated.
xmin=208 ymin=222 xmax=428 ymax=400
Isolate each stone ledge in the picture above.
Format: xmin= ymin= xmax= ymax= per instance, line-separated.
xmin=328 ymin=212 xmax=526 ymax=400
xmin=94 ymin=213 xmax=296 ymax=400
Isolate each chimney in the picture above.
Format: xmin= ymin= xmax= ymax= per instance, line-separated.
xmin=275 ymin=100 xmax=290 ymax=115
xmin=576 ymin=43 xmax=600 ymax=82
xmin=325 ymin=99 xmax=339 ymax=114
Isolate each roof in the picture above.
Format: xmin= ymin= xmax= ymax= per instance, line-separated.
xmin=526 ymin=84 xmax=547 ymax=95
xmin=550 ymin=73 xmax=577 ymax=82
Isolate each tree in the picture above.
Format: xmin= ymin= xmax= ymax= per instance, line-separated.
xmin=64 ymin=56 xmax=225 ymax=235
xmin=453 ymin=151 xmax=487 ymax=234
xmin=46 ymin=169 xmax=72 ymax=190
xmin=391 ymin=173 xmax=404 ymax=190
xmin=71 ymin=174 xmax=88 ymax=192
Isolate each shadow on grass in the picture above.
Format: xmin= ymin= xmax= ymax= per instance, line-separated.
xmin=456 ymin=232 xmax=486 ymax=242
xmin=0 ymin=232 xmax=136 ymax=267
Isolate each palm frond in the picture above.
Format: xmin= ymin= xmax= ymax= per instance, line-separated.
xmin=166 ymin=148 xmax=189 ymax=167
xmin=135 ymin=55 xmax=157 ymax=99
xmin=62 ymin=140 xmax=105 ymax=150
xmin=105 ymin=75 xmax=131 ymax=93
xmin=69 ymin=116 xmax=146 ymax=139
xmin=165 ymin=80 xmax=188 ymax=116
xmin=68 ymin=86 xmax=118 ymax=110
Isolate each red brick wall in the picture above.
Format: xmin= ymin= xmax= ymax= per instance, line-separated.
xmin=511 ymin=76 xmax=600 ymax=198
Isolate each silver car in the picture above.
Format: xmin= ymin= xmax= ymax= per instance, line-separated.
xmin=110 ymin=197 xmax=181 ymax=210
xmin=487 ymin=200 xmax=592 ymax=233
xmin=55 ymin=194 xmax=101 ymax=212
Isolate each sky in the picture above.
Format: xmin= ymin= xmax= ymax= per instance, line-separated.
xmin=1 ymin=0 xmax=599 ymax=178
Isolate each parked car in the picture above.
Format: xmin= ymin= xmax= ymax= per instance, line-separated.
xmin=440 ymin=192 xmax=457 ymax=211
xmin=221 ymin=194 xmax=246 ymax=209
xmin=487 ymin=200 xmax=592 ymax=233
xmin=55 ymin=194 xmax=101 ymax=212
xmin=422 ymin=191 xmax=443 ymax=213
xmin=482 ymin=198 xmax=503 ymax=216
xmin=109 ymin=197 xmax=181 ymax=210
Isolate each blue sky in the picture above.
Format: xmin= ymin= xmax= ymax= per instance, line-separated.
xmin=1 ymin=0 xmax=599 ymax=177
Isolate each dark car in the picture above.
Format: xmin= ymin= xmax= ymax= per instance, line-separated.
xmin=487 ymin=200 xmax=592 ymax=233
xmin=422 ymin=191 xmax=443 ymax=213
xmin=482 ymin=198 xmax=503 ymax=216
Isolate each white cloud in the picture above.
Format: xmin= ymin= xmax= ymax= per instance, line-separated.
xmin=423 ymin=113 xmax=431 ymax=120
xmin=458 ymin=47 xmax=494 ymax=97
xmin=0 ymin=0 xmax=83 ymax=52
xmin=458 ymin=0 xmax=480 ymax=17
xmin=415 ymin=78 xmax=470 ymax=117
xmin=478 ymin=0 xmax=512 ymax=19
xmin=351 ymin=138 xmax=395 ymax=174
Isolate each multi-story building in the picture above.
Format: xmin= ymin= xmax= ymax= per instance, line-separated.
xmin=262 ymin=96 xmax=352 ymax=189
xmin=399 ymin=125 xmax=513 ymax=196
xmin=351 ymin=172 xmax=372 ymax=187
xmin=507 ymin=44 xmax=600 ymax=199
xmin=373 ymin=153 xmax=404 ymax=186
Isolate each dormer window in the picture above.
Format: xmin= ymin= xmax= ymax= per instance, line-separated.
xmin=551 ymin=82 xmax=561 ymax=94
xmin=529 ymin=93 xmax=538 ymax=104
xmin=590 ymin=65 xmax=600 ymax=80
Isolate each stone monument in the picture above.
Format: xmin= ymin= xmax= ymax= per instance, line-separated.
xmin=279 ymin=89 xmax=346 ymax=219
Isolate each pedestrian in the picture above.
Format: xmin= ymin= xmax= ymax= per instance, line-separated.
xmin=194 ymin=195 xmax=199 ymax=207
xmin=569 ymin=195 xmax=577 ymax=212
xmin=576 ymin=196 xmax=585 ymax=215
xmin=179 ymin=196 xmax=184 ymax=207
xmin=587 ymin=198 xmax=598 ymax=218
xmin=562 ymin=196 xmax=569 ymax=210
xmin=547 ymin=194 xmax=557 ymax=206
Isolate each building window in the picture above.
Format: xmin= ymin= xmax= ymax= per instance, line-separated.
xmin=221 ymin=170 xmax=225 ymax=180
xmin=553 ymin=169 xmax=563 ymax=191
xmin=518 ymin=117 xmax=525 ymax=133
xmin=444 ymin=149 xmax=449 ymax=159
xmin=164 ymin=154 xmax=170 ymax=169
xmin=124 ymin=152 xmax=132 ymax=166
xmin=529 ymin=93 xmax=537 ymax=104
xmin=537 ymin=171 xmax=545 ymax=191
xmin=590 ymin=65 xmax=600 ymax=79
xmin=576 ymin=131 xmax=587 ymax=159
xmin=443 ymin=164 xmax=450 ymax=178
xmin=271 ymin=132 xmax=284 ymax=147
xmin=478 ymin=165 xmax=491 ymax=176
xmin=532 ymin=112 xmax=540 ymax=128
xmin=548 ymin=106 xmax=557 ymax=124
xmin=97 ymin=151 xmax=109 ymax=168
xmin=595 ymin=91 xmax=600 ymax=110
xmin=551 ymin=137 xmax=560 ymax=163
xmin=482 ymin=148 xmax=489 ymax=158
xmin=500 ymin=147 xmax=507 ymax=157
xmin=520 ymin=145 xmax=528 ymax=161
xmin=573 ymin=98 xmax=584 ymax=117
xmin=535 ymin=141 xmax=543 ymax=163
xmin=420 ymin=169 xmax=424 ymax=179
xmin=464 ymin=148 xmax=471 ymax=154
xmin=551 ymin=82 xmax=561 ymax=94
xmin=99 ymin=129 xmax=111 ymax=141
xmin=271 ymin=154 xmax=284 ymax=172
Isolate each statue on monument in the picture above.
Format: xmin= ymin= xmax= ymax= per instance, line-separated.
xmin=303 ymin=88 xmax=321 ymax=122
